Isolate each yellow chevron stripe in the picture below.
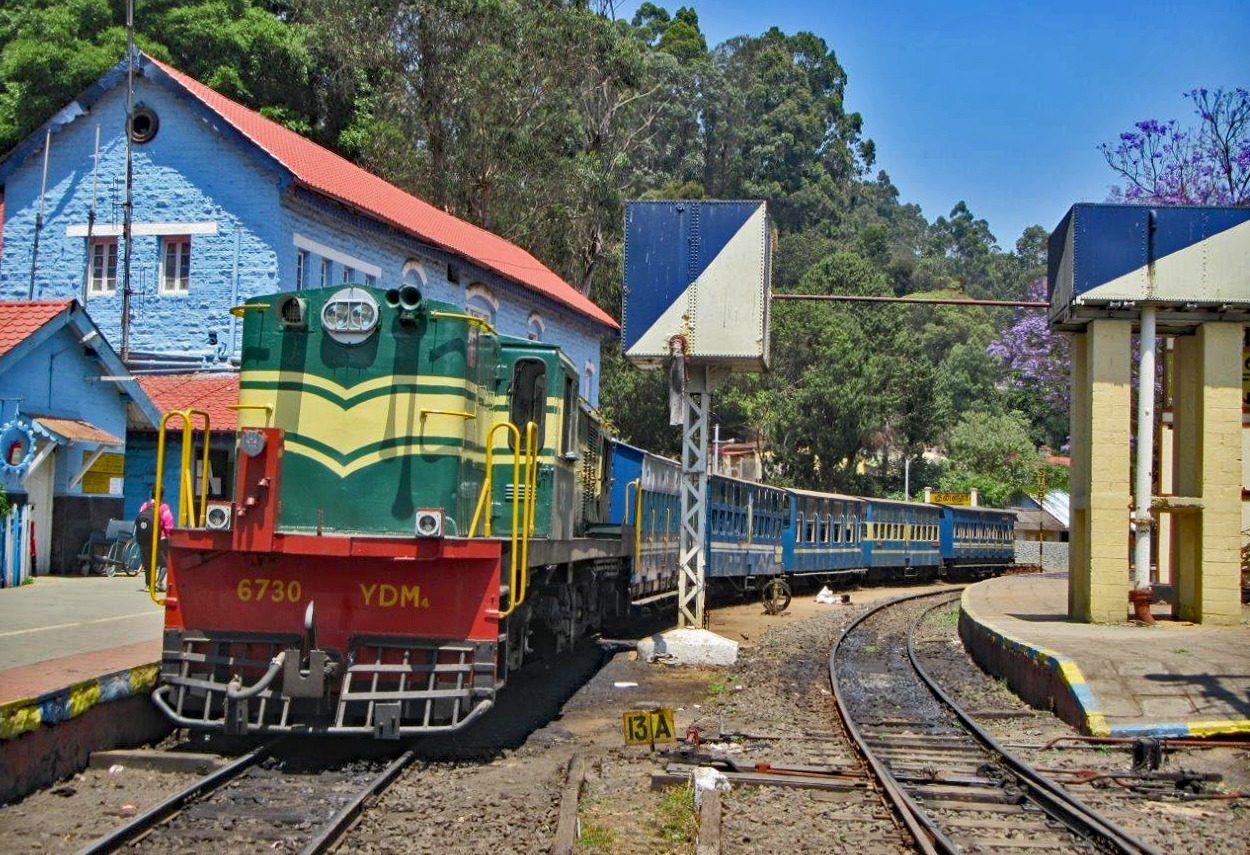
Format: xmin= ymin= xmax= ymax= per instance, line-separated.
xmin=238 ymin=388 xmax=481 ymax=455
xmin=242 ymin=369 xmax=473 ymax=398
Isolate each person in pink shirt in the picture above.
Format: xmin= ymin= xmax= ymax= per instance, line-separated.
xmin=138 ymin=489 xmax=174 ymax=590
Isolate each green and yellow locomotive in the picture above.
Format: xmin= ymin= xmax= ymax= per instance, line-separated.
xmin=153 ymin=284 xmax=624 ymax=737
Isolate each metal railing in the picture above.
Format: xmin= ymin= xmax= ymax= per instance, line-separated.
xmin=468 ymin=420 xmax=539 ymax=619
xmin=150 ymin=408 xmax=211 ymax=606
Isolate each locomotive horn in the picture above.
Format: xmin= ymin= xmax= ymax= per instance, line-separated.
xmin=384 ymin=287 xmax=402 ymax=308
xmin=398 ymin=284 xmax=423 ymax=311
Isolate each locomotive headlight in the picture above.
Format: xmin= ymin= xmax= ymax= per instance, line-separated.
xmin=320 ymin=287 xmax=380 ymax=345
xmin=414 ymin=509 xmax=444 ymax=538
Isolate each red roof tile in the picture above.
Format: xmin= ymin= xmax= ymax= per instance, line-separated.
xmin=146 ymin=57 xmax=617 ymax=331
xmin=32 ymin=416 xmax=124 ymax=445
xmin=136 ymin=373 xmax=239 ymax=432
xmin=0 ymin=301 xmax=73 ymax=360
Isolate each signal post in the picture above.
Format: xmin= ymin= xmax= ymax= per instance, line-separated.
xmin=622 ymin=201 xmax=773 ymax=658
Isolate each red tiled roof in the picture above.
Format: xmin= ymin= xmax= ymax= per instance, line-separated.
xmin=146 ymin=56 xmax=617 ymax=331
xmin=136 ymin=373 xmax=239 ymax=431
xmin=0 ymin=300 xmax=73 ymax=360
xmin=32 ymin=416 xmax=123 ymax=446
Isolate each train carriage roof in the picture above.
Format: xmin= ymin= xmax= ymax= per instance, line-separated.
xmin=787 ymin=487 xmax=865 ymax=503
xmin=865 ymin=496 xmax=940 ymax=512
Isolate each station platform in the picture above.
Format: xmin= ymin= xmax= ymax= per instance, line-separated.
xmin=960 ymin=573 xmax=1250 ymax=738
xmin=0 ymin=576 xmax=167 ymax=802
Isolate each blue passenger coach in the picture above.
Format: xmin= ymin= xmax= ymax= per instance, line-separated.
xmin=605 ymin=438 xmax=1016 ymax=610
xmin=608 ymin=441 xmax=681 ymax=601
xmin=706 ymin=473 xmax=788 ymax=580
xmin=937 ymin=505 xmax=1016 ymax=572
xmin=863 ymin=497 xmax=942 ymax=575
xmin=782 ymin=489 xmax=866 ymax=576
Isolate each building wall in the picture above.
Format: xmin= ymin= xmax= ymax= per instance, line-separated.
xmin=0 ymin=325 xmax=129 ymax=445
xmin=122 ymin=433 xmax=235 ymax=522
xmin=0 ymin=72 xmax=607 ymax=406
xmin=0 ymin=324 xmax=137 ymax=571
xmin=1015 ymin=539 xmax=1069 ymax=571
xmin=0 ymin=77 xmax=284 ymax=360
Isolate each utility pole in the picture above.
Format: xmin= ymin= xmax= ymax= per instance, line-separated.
xmin=27 ymin=129 xmax=52 ymax=299
xmin=120 ymin=0 xmax=136 ymax=361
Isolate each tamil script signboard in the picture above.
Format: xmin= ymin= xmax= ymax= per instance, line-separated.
xmin=925 ymin=489 xmax=977 ymax=507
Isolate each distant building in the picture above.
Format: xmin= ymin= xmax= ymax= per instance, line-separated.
xmin=0 ymin=300 xmax=159 ymax=578
xmin=716 ymin=440 xmax=763 ymax=481
xmin=1009 ymin=489 xmax=1070 ymax=571
xmin=0 ymin=52 xmax=615 ymax=404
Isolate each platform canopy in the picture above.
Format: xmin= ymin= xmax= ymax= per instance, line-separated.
xmin=1047 ymin=204 xmax=1250 ymax=332
xmin=622 ymin=200 xmax=771 ymax=372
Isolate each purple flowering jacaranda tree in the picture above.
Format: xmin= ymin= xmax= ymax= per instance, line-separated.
xmin=987 ymin=277 xmax=1071 ymax=416
xmin=1100 ymin=88 xmax=1250 ymax=205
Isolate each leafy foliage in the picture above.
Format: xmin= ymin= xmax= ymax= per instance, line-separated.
xmin=0 ymin=1 xmax=1087 ymax=504
xmin=1101 ymin=87 xmax=1250 ymax=205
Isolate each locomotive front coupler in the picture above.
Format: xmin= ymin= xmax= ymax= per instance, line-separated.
xmin=283 ymin=601 xmax=339 ymax=699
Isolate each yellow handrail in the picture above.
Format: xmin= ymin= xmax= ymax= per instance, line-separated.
xmin=150 ymin=408 xmax=210 ymax=607
xmin=624 ymin=479 xmax=641 ymax=571
xmin=519 ymin=421 xmax=539 ymax=606
xmin=420 ymin=409 xmax=476 ymax=420
xmin=228 ymin=303 xmax=270 ymax=317
xmin=471 ymin=422 xmax=527 ymax=620
xmin=428 ymin=311 xmax=497 ymax=335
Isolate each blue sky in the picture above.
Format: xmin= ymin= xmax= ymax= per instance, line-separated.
xmin=615 ymin=0 xmax=1249 ymax=248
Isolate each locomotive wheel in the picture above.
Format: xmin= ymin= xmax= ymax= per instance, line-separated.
xmin=761 ymin=578 xmax=792 ymax=615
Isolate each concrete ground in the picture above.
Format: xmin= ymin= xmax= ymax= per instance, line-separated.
xmin=0 ymin=576 xmax=163 ymax=702
xmin=964 ymin=573 xmax=1250 ymax=734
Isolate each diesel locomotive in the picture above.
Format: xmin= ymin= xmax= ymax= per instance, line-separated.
xmin=150 ymin=283 xmax=1015 ymax=738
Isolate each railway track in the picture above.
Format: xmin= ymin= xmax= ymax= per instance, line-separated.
xmin=831 ymin=590 xmax=1162 ymax=855
xmin=74 ymin=739 xmax=414 ymax=855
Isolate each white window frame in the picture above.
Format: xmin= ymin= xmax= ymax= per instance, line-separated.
xmin=88 ymin=238 xmax=118 ymax=294
xmin=320 ymin=257 xmax=332 ymax=289
xmin=583 ymin=361 xmax=596 ymax=405
xmin=159 ymin=236 xmax=192 ymax=294
xmin=527 ymin=311 xmax=545 ymax=341
xmin=465 ymin=283 xmax=497 ymax=325
xmin=295 ymin=249 xmax=310 ymax=291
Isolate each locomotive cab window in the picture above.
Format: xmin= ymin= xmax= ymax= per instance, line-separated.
xmin=510 ymin=359 xmax=547 ymax=450
xmin=561 ymin=373 xmax=578 ymax=457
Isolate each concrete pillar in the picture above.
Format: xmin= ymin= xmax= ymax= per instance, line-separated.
xmin=1068 ymin=332 xmax=1091 ymax=619
xmin=1068 ymin=319 xmax=1132 ymax=622
xmin=1170 ymin=323 xmax=1243 ymax=624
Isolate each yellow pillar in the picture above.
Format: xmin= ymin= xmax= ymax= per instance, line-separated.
xmin=1069 ymin=319 xmax=1132 ymax=622
xmin=1171 ymin=323 xmax=1243 ymax=624
xmin=1068 ymin=332 xmax=1091 ymax=619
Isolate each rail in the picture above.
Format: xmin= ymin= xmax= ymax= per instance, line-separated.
xmin=150 ymin=408 xmax=211 ymax=607
xmin=830 ymin=589 xmax=1161 ymax=855
xmin=75 ymin=739 xmax=277 ymax=854
xmin=74 ymin=739 xmax=413 ymax=855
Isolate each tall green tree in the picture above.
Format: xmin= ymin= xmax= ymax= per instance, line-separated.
xmin=0 ymin=0 xmax=315 ymax=153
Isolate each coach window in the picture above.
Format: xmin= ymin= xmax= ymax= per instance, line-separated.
xmin=509 ymin=359 xmax=547 ymax=451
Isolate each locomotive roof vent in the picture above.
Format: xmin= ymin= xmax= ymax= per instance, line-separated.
xmin=277 ymin=296 xmax=308 ymax=330
xmin=321 ymin=287 xmax=380 ymax=344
